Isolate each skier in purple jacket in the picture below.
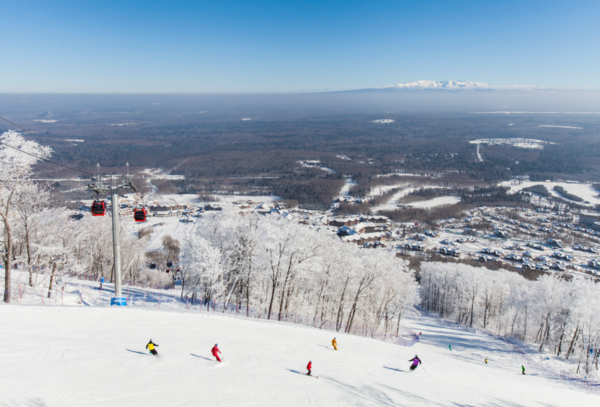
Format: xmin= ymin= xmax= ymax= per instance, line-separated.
xmin=409 ymin=355 xmax=422 ymax=371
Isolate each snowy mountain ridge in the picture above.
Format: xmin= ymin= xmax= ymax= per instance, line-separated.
xmin=377 ymin=80 xmax=537 ymax=91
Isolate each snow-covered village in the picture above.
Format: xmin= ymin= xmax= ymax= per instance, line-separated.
xmin=4 ymin=2 xmax=600 ymax=406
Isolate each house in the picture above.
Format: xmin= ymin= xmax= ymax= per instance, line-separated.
xmin=363 ymin=215 xmax=388 ymax=224
xmin=579 ymin=211 xmax=600 ymax=231
xmin=329 ymin=217 xmax=361 ymax=227
xmin=337 ymin=226 xmax=357 ymax=237
xmin=353 ymin=222 xmax=377 ymax=234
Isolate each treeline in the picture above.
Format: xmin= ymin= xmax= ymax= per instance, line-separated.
xmin=523 ymin=184 xmax=551 ymax=197
xmin=181 ymin=213 xmax=417 ymax=335
xmin=420 ymin=262 xmax=600 ymax=375
xmin=553 ymin=186 xmax=584 ymax=203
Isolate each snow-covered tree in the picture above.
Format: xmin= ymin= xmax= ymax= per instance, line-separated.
xmin=420 ymin=262 xmax=600 ymax=375
xmin=0 ymin=130 xmax=52 ymax=303
xmin=180 ymin=211 xmax=418 ymax=336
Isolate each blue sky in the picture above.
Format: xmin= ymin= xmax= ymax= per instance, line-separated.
xmin=2 ymin=0 xmax=599 ymax=93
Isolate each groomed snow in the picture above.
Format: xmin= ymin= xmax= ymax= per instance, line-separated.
xmin=371 ymin=186 xmax=457 ymax=212
xmin=470 ymin=138 xmax=554 ymax=149
xmin=338 ymin=178 xmax=357 ymax=197
xmin=1 ymin=304 xmax=597 ymax=406
xmin=410 ymin=195 xmax=461 ymax=208
xmin=299 ymin=161 xmax=337 ymax=174
xmin=139 ymin=169 xmax=185 ymax=181
xmin=539 ymin=125 xmax=582 ymax=129
xmin=501 ymin=181 xmax=600 ymax=206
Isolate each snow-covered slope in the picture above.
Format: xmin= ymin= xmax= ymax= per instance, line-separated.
xmin=1 ymin=304 xmax=597 ymax=406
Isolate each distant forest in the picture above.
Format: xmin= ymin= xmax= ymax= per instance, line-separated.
xmin=3 ymin=105 xmax=600 ymax=208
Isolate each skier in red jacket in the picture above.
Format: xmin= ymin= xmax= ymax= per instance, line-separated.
xmin=307 ymin=361 xmax=312 ymax=376
xmin=211 ymin=344 xmax=222 ymax=362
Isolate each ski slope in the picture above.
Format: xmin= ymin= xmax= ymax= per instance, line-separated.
xmin=1 ymin=304 xmax=597 ymax=406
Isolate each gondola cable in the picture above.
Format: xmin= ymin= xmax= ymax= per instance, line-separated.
xmin=0 ymin=140 xmax=95 ymax=176
xmin=0 ymin=115 xmax=97 ymax=167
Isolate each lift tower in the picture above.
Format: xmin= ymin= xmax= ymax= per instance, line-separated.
xmin=88 ymin=166 xmax=137 ymax=306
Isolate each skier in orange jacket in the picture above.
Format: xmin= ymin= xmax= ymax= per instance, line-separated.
xmin=332 ymin=338 xmax=338 ymax=351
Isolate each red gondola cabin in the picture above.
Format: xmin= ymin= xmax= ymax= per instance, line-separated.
xmin=91 ymin=201 xmax=106 ymax=216
xmin=134 ymin=207 xmax=147 ymax=222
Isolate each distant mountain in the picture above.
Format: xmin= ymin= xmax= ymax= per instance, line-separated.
xmin=382 ymin=80 xmax=495 ymax=90
xmin=345 ymin=80 xmax=540 ymax=92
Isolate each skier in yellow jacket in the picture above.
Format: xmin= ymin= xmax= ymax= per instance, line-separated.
xmin=332 ymin=338 xmax=338 ymax=351
xmin=146 ymin=340 xmax=159 ymax=356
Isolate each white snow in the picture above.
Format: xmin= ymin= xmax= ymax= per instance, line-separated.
xmin=379 ymin=80 xmax=540 ymax=91
xmin=1 ymin=303 xmax=597 ymax=406
xmin=476 ymin=143 xmax=483 ymax=161
xmin=139 ymin=168 xmax=185 ymax=181
xmin=473 ymin=111 xmax=600 ymax=115
xmin=65 ymin=139 xmax=84 ymax=143
xmin=410 ymin=195 xmax=462 ymax=208
xmin=470 ymin=138 xmax=555 ymax=149
xmin=34 ymin=119 xmax=58 ymax=123
xmin=372 ymin=119 xmax=395 ymax=124
xmin=539 ymin=125 xmax=583 ymax=129
xmin=501 ymin=181 xmax=600 ymax=206
xmin=371 ymin=186 xmax=456 ymax=212
xmin=241 ymin=118 xmax=252 ymax=121
xmin=384 ymin=80 xmax=494 ymax=90
xmin=338 ymin=177 xmax=357 ymax=197
xmin=298 ymin=160 xmax=336 ymax=174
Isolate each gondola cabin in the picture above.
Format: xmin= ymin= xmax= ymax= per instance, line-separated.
xmin=134 ymin=207 xmax=147 ymax=222
xmin=166 ymin=268 xmax=170 ymax=273
xmin=149 ymin=262 xmax=156 ymax=269
xmin=91 ymin=200 xmax=106 ymax=216
xmin=166 ymin=260 xmax=173 ymax=268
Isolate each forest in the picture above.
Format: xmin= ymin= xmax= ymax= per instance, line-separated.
xmin=3 ymin=104 xmax=600 ymax=207
xmin=181 ymin=212 xmax=417 ymax=336
xmin=419 ymin=262 xmax=600 ymax=375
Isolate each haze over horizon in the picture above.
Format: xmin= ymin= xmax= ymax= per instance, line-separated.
xmin=2 ymin=0 xmax=600 ymax=93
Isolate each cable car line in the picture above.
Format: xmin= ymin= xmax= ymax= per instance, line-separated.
xmin=0 ymin=115 xmax=97 ymax=167
xmin=0 ymin=140 xmax=95 ymax=176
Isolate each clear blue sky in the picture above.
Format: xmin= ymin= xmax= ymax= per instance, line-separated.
xmin=2 ymin=0 xmax=599 ymax=93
